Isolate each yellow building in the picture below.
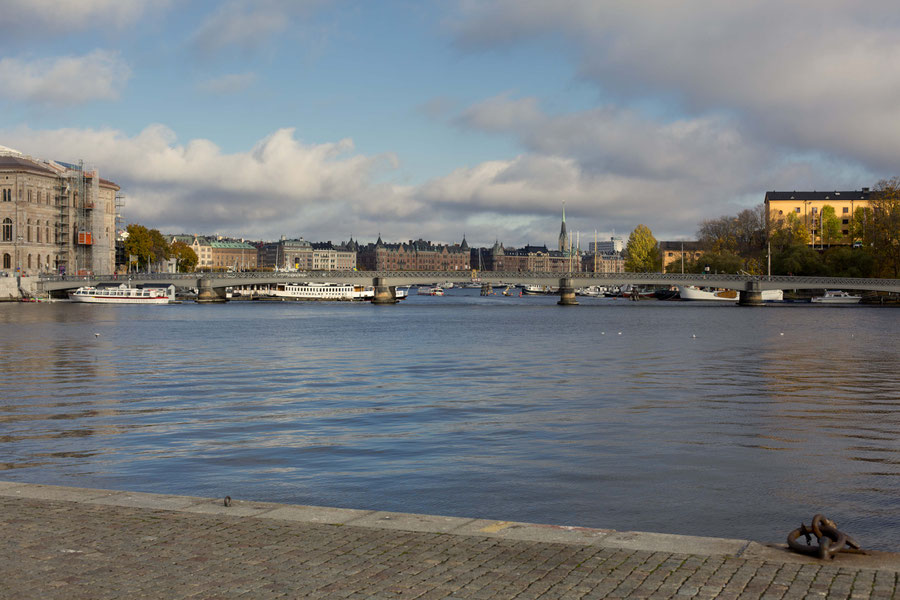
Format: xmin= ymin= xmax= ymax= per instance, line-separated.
xmin=659 ymin=241 xmax=703 ymax=273
xmin=764 ymin=189 xmax=870 ymax=246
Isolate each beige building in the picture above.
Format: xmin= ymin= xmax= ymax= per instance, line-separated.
xmin=1 ymin=145 xmax=118 ymax=275
xmin=659 ymin=241 xmax=703 ymax=273
xmin=764 ymin=190 xmax=871 ymax=245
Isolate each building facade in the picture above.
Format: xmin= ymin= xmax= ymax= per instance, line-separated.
xmin=764 ymin=190 xmax=871 ymax=246
xmin=358 ymin=237 xmax=469 ymax=271
xmin=581 ymin=253 xmax=625 ymax=273
xmin=473 ymin=242 xmax=582 ymax=273
xmin=1 ymin=145 xmax=118 ymax=276
xmin=258 ymin=237 xmax=358 ymax=270
xmin=658 ymin=241 xmax=704 ymax=273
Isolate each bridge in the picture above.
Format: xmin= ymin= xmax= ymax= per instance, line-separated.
xmin=36 ymin=271 xmax=900 ymax=306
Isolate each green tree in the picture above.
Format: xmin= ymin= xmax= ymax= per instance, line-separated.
xmin=819 ymin=205 xmax=842 ymax=246
xmin=850 ymin=206 xmax=872 ymax=245
xmin=170 ymin=241 xmax=198 ymax=273
xmin=823 ymin=246 xmax=875 ymax=278
xmin=624 ymin=224 xmax=661 ymax=272
xmin=773 ymin=244 xmax=824 ymax=276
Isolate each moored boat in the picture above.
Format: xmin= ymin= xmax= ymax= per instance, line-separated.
xmin=69 ymin=284 xmax=175 ymax=304
xmin=677 ymin=285 xmax=783 ymax=302
xmin=811 ymin=290 xmax=861 ymax=304
xmin=271 ymin=282 xmax=374 ymax=301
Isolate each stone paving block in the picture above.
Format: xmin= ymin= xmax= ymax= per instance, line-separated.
xmin=0 ymin=482 xmax=121 ymax=502
xmin=260 ymin=504 xmax=373 ymax=524
xmin=456 ymin=519 xmax=613 ymax=545
xmin=348 ymin=510 xmax=476 ymax=534
xmin=599 ymin=530 xmax=750 ymax=556
xmin=83 ymin=491 xmax=206 ymax=510
xmin=183 ymin=498 xmax=283 ymax=517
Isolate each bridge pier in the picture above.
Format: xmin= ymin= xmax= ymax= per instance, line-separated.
xmin=557 ymin=278 xmax=578 ymax=306
xmin=738 ymin=282 xmax=764 ymax=306
xmin=196 ymin=279 xmax=228 ymax=303
xmin=480 ymin=283 xmax=493 ymax=296
xmin=372 ymin=277 xmax=398 ymax=304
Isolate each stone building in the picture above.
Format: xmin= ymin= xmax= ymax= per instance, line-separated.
xmin=581 ymin=252 xmax=625 ymax=273
xmin=1 ymin=145 xmax=119 ymax=276
xmin=357 ymin=236 xmax=469 ymax=271
xmin=258 ymin=237 xmax=358 ymax=270
xmin=764 ymin=190 xmax=871 ymax=246
xmin=209 ymin=240 xmax=257 ymax=270
xmin=473 ymin=242 xmax=581 ymax=273
xmin=658 ymin=241 xmax=703 ymax=273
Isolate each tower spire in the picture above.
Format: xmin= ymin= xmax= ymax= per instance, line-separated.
xmin=558 ymin=200 xmax=568 ymax=254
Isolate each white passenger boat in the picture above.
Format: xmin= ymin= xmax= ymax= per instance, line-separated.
xmin=522 ymin=284 xmax=556 ymax=295
xmin=68 ymin=284 xmax=175 ymax=304
xmin=811 ymin=290 xmax=861 ymax=304
xmin=677 ymin=286 xmax=783 ymax=302
xmin=271 ymin=282 xmax=374 ymax=301
xmin=418 ymin=286 xmax=444 ymax=296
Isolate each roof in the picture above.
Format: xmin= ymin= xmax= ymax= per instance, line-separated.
xmin=765 ymin=190 xmax=870 ymax=202
xmin=0 ymin=155 xmax=57 ymax=176
xmin=659 ymin=241 xmax=703 ymax=251
xmin=210 ymin=241 xmax=256 ymax=249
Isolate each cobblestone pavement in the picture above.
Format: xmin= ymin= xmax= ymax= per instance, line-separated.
xmin=1 ymin=491 xmax=898 ymax=599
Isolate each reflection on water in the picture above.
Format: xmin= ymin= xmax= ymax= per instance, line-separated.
xmin=1 ymin=293 xmax=899 ymax=549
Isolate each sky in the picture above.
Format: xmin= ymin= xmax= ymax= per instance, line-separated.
xmin=1 ymin=0 xmax=898 ymax=248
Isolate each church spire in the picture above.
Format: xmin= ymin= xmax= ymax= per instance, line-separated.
xmin=558 ymin=201 xmax=568 ymax=253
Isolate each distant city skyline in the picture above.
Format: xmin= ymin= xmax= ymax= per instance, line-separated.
xmin=1 ymin=1 xmax=895 ymax=247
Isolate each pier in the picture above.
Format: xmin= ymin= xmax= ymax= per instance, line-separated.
xmin=2 ymin=481 xmax=898 ymax=599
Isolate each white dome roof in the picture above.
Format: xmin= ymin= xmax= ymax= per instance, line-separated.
xmin=0 ymin=144 xmax=23 ymax=157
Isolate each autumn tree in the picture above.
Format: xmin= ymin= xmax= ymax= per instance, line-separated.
xmin=170 ymin=241 xmax=198 ymax=273
xmin=819 ymin=205 xmax=842 ymax=246
xmin=625 ymin=224 xmax=661 ymax=272
xmin=868 ymin=177 xmax=900 ymax=277
xmin=124 ymin=224 xmax=171 ymax=270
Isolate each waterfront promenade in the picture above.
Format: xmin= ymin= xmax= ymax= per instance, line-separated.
xmin=1 ymin=482 xmax=898 ymax=599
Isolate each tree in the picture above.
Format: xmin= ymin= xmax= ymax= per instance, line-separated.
xmin=850 ymin=206 xmax=872 ymax=245
xmin=772 ymin=244 xmax=824 ymax=276
xmin=868 ymin=178 xmax=900 ymax=277
xmin=124 ymin=223 xmax=171 ymax=270
xmin=171 ymin=241 xmax=198 ymax=273
xmin=819 ymin=205 xmax=842 ymax=246
xmin=625 ymin=224 xmax=661 ymax=272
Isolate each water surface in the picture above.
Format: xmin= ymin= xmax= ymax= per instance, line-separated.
xmin=1 ymin=290 xmax=898 ymax=549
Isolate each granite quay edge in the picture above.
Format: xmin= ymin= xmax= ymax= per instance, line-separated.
xmin=2 ymin=479 xmax=899 ymax=572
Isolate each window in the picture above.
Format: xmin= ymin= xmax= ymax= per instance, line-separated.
xmin=842 ymin=219 xmax=849 ymax=225
xmin=27 ymin=254 xmax=31 ymax=269
xmin=36 ymin=254 xmax=41 ymax=270
xmin=26 ymin=219 xmax=32 ymax=242
xmin=2 ymin=253 xmax=9 ymax=269
xmin=811 ymin=207 xmax=818 ymax=214
xmin=843 ymin=207 xmax=849 ymax=214
xmin=36 ymin=226 xmax=41 ymax=243
xmin=2 ymin=218 xmax=11 ymax=241
xmin=795 ymin=207 xmax=801 ymax=213
xmin=27 ymin=189 xmax=32 ymax=203
xmin=1 ymin=188 xmax=10 ymax=201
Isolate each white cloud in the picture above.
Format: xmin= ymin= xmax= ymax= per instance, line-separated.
xmin=190 ymin=0 xmax=327 ymax=56
xmin=451 ymin=0 xmax=900 ymax=171
xmin=0 ymin=50 xmax=130 ymax=106
xmin=0 ymin=0 xmax=162 ymax=33
xmin=0 ymin=125 xmax=420 ymax=241
xmin=427 ymin=93 xmax=876 ymax=239
xmin=196 ymin=72 xmax=258 ymax=95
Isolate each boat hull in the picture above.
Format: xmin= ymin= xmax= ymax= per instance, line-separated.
xmin=677 ymin=286 xmax=783 ymax=302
